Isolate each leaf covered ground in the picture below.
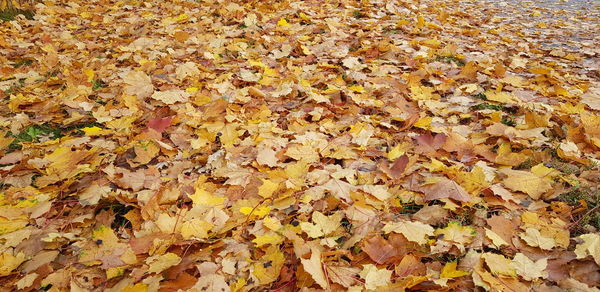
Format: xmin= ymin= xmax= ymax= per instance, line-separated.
xmin=1 ymin=0 xmax=600 ymax=291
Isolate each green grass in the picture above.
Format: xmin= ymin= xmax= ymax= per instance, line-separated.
xmin=92 ymin=79 xmax=107 ymax=90
xmin=501 ymin=117 xmax=517 ymax=127
xmin=472 ymin=103 xmax=503 ymax=111
xmin=557 ymin=185 xmax=599 ymax=234
xmin=435 ymin=55 xmax=465 ymax=66
xmin=474 ymin=92 xmax=487 ymax=100
xmin=11 ymin=59 xmax=34 ymax=68
xmin=7 ymin=124 xmax=63 ymax=150
xmin=353 ymin=10 xmax=365 ymax=18
xmin=0 ymin=7 xmax=34 ymax=21
xmin=5 ymin=122 xmax=104 ymax=151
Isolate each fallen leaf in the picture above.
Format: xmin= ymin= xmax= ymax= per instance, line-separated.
xmin=419 ymin=177 xmax=471 ymax=202
xmin=301 ymin=246 xmax=329 ymax=289
xmin=359 ymin=264 xmax=392 ymax=290
xmin=511 ymin=253 xmax=548 ymax=281
xmin=383 ymin=220 xmax=434 ymax=245
xmin=574 ymin=234 xmax=600 ymax=265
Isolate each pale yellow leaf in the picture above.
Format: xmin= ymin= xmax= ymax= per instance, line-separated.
xmin=301 ymin=247 xmax=329 ymax=289
xmin=519 ymin=228 xmax=555 ymax=250
xmin=511 ymin=253 xmax=547 ymax=281
xmin=382 ymin=220 xmax=434 ymax=245
xmin=574 ymin=233 xmax=600 ymax=265
xmin=359 ymin=264 xmax=392 ymax=290
xmin=482 ymin=253 xmax=516 ymax=277
xmin=146 ymin=252 xmax=181 ymax=274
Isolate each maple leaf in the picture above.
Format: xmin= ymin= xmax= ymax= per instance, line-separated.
xmin=0 ymin=249 xmax=26 ymax=277
xmin=414 ymin=132 xmax=446 ymax=153
xmin=256 ymin=147 xmax=279 ymax=167
xmin=511 ymin=253 xmax=548 ymax=281
xmin=482 ymin=253 xmax=516 ymax=277
xmin=574 ymin=233 xmax=600 ymax=265
xmin=359 ymin=264 xmax=392 ymax=290
xmin=122 ymin=71 xmax=154 ymax=98
xmin=300 ymin=211 xmax=342 ymax=238
xmin=362 ymin=235 xmax=398 ymax=264
xmin=325 ymin=265 xmax=361 ymax=288
xmin=175 ymin=62 xmax=200 ymax=81
xmin=285 ymin=144 xmax=320 ymax=163
xmin=258 ymin=178 xmax=279 ymax=199
xmin=418 ymin=177 xmax=471 ymax=202
xmin=435 ymin=221 xmax=476 ymax=248
xmin=440 ymin=261 xmax=470 ymax=279
xmin=301 ymin=246 xmax=329 ymax=289
xmin=146 ymin=253 xmax=181 ymax=274
xmin=581 ymin=87 xmax=600 ymax=111
xmin=322 ymin=178 xmax=356 ymax=203
xmin=382 ymin=220 xmax=434 ymax=245
xmin=147 ymin=116 xmax=173 ymax=133
xmin=151 ymin=89 xmax=191 ymax=105
xmin=519 ymin=228 xmax=556 ymax=250
xmin=500 ymin=168 xmax=553 ymax=200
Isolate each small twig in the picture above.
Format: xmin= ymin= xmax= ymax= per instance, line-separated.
xmin=568 ymin=204 xmax=599 ymax=230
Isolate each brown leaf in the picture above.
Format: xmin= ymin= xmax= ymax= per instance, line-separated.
xmin=362 ymin=235 xmax=399 ymax=264
xmin=414 ymin=133 xmax=447 ymax=154
xmin=325 ymin=265 xmax=361 ymax=288
xmin=418 ymin=177 xmax=471 ymax=202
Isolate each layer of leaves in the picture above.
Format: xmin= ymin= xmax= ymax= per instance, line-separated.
xmin=0 ymin=0 xmax=599 ymax=291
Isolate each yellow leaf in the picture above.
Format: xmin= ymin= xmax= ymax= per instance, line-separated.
xmin=151 ymin=89 xmax=191 ymax=105
xmin=0 ymin=250 xmax=26 ymax=276
xmin=106 ymin=267 xmax=125 ymax=279
xmin=258 ymin=179 xmax=279 ymax=199
xmin=387 ymin=143 xmax=409 ymax=160
xmin=435 ymin=221 xmax=476 ymax=246
xmin=299 ymin=12 xmax=310 ymax=21
xmin=501 ymin=168 xmax=553 ymax=199
xmin=81 ymin=126 xmax=111 ymax=136
xmin=440 ymin=261 xmax=470 ymax=278
xmin=301 ymin=246 xmax=329 ymax=289
xmin=574 ymin=233 xmax=600 ymax=265
xmin=253 ymin=246 xmax=284 ymax=285
xmin=519 ymin=228 xmax=555 ymax=250
xmin=359 ymin=264 xmax=392 ymax=290
xmin=485 ymin=228 xmax=509 ymax=248
xmin=180 ymin=219 xmax=213 ymax=239
xmin=382 ymin=220 xmax=434 ymax=245
xmin=482 ymin=253 xmax=516 ymax=277
xmin=189 ymin=188 xmax=225 ymax=207
xmin=0 ymin=217 xmax=28 ymax=235
xmin=83 ymin=68 xmax=95 ymax=82
xmin=285 ymin=144 xmax=319 ymax=163
xmin=277 ymin=18 xmax=289 ymax=26
xmin=146 ymin=252 xmax=181 ymax=274
xmin=15 ymin=273 xmax=37 ymax=290
xmin=511 ymin=253 xmax=548 ymax=281
xmin=253 ymin=232 xmax=283 ymax=247
xmin=119 ymin=283 xmax=148 ymax=292
xmin=263 ymin=216 xmax=282 ymax=231
xmin=410 ymin=86 xmax=439 ymax=100
xmin=348 ymin=85 xmax=365 ymax=93
xmin=122 ymin=71 xmax=154 ymax=98
xmin=240 ymin=206 xmax=271 ymax=218
xmin=413 ymin=116 xmax=432 ymax=130
xmin=485 ymin=90 xmax=517 ymax=104
xmin=300 ymin=211 xmax=342 ymax=238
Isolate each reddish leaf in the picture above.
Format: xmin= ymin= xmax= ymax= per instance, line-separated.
xmin=390 ymin=155 xmax=409 ymax=178
xmin=147 ymin=116 xmax=174 ymax=133
xmin=418 ymin=177 xmax=471 ymax=202
xmin=362 ymin=235 xmax=398 ymax=264
xmin=414 ymin=133 xmax=447 ymax=153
